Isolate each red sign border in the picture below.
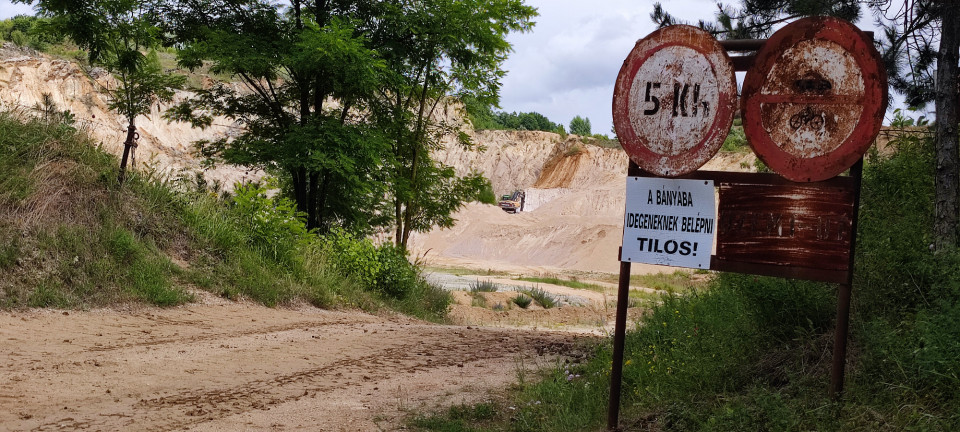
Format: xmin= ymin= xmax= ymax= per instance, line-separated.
xmin=612 ymin=25 xmax=737 ymax=177
xmin=741 ymin=16 xmax=888 ymax=182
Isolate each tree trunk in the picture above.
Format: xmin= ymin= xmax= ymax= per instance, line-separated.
xmin=394 ymin=198 xmax=403 ymax=247
xmin=307 ymin=170 xmax=321 ymax=230
xmin=292 ymin=167 xmax=308 ymax=216
xmin=117 ymin=118 xmax=137 ymax=184
xmin=316 ymin=170 xmax=330 ymax=232
xmin=934 ymin=2 xmax=960 ymax=250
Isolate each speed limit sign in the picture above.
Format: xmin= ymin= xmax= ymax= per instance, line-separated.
xmin=613 ymin=25 xmax=737 ymax=177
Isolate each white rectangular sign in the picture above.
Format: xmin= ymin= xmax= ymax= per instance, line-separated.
xmin=621 ymin=177 xmax=716 ymax=269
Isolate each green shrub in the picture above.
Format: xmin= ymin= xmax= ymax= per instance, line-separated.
xmin=512 ymin=294 xmax=532 ymax=309
xmin=477 ymin=181 xmax=497 ymax=205
xmin=374 ymin=243 xmax=419 ymax=299
xmin=231 ymin=180 xmax=311 ymax=263
xmin=470 ymin=279 xmax=499 ymax=292
xmin=521 ymin=286 xmax=556 ymax=309
xmin=721 ymin=125 xmax=748 ymax=152
xmin=321 ymin=229 xmax=422 ymax=300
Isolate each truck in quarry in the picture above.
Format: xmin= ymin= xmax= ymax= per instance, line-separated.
xmin=498 ymin=190 xmax=525 ymax=213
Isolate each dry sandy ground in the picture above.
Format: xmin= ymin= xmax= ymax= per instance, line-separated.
xmin=0 ymin=301 xmax=589 ymax=432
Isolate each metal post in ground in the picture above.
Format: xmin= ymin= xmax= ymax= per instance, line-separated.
xmin=606 ymin=253 xmax=631 ymax=431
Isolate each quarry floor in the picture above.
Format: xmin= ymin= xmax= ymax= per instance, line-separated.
xmin=0 ymin=296 xmax=593 ymax=431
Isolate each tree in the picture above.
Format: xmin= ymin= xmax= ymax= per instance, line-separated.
xmin=874 ymin=0 xmax=960 ymax=250
xmin=570 ymin=115 xmax=591 ymax=136
xmin=653 ymin=1 xmax=960 ymax=249
xmin=371 ymin=0 xmax=536 ymax=249
xmin=160 ymin=0 xmax=389 ymax=232
xmin=22 ymin=0 xmax=184 ymax=183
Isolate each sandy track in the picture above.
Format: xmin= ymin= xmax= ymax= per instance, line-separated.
xmin=0 ymin=303 xmax=589 ymax=431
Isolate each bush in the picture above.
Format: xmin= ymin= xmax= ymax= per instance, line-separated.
xmin=512 ymin=294 xmax=532 ymax=309
xmin=477 ymin=179 xmax=497 ymax=205
xmin=470 ymin=279 xmax=499 ymax=292
xmin=521 ymin=286 xmax=556 ymax=309
xmin=230 ymin=180 xmax=311 ymax=264
xmin=320 ymin=229 xmax=420 ymax=299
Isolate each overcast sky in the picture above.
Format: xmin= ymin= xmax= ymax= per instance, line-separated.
xmin=0 ymin=0 xmax=906 ymax=133
xmin=500 ymin=0 xmax=720 ymax=136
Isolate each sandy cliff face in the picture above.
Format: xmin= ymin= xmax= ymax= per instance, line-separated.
xmin=0 ymin=43 xmax=256 ymax=186
xmin=416 ymin=123 xmax=757 ymax=274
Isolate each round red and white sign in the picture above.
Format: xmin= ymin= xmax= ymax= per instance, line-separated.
xmin=613 ymin=25 xmax=737 ymax=177
xmin=741 ymin=17 xmax=888 ymax=182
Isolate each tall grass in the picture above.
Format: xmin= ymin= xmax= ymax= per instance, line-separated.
xmin=516 ymin=276 xmax=606 ymax=292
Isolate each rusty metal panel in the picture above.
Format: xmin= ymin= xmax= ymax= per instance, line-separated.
xmin=741 ymin=17 xmax=887 ymax=182
xmin=715 ymin=182 xmax=855 ymax=271
xmin=613 ymin=25 xmax=737 ymax=177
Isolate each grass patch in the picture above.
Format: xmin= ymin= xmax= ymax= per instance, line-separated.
xmin=515 ymin=276 xmax=606 ymax=292
xmin=423 ymin=266 xmax=513 ymax=277
xmin=630 ymin=270 xmax=705 ymax=294
xmin=518 ymin=286 xmax=556 ymax=309
xmin=470 ymin=279 xmax=499 ymax=292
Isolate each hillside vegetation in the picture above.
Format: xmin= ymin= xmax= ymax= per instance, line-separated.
xmin=413 ymin=131 xmax=960 ymax=430
xmin=0 ymin=111 xmax=448 ymax=320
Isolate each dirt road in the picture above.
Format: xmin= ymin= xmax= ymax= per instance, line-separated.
xmin=0 ymin=300 xmax=589 ymax=431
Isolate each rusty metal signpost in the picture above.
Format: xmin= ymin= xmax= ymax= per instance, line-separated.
xmin=608 ymin=17 xmax=886 ymax=431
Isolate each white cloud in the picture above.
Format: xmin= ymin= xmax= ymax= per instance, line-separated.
xmin=0 ymin=1 xmax=33 ymax=19
xmin=500 ymin=0 xmax=719 ymax=135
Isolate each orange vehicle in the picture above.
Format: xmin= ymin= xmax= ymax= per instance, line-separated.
xmin=498 ymin=190 xmax=525 ymax=213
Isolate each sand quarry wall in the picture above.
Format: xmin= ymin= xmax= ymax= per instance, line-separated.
xmin=0 ymin=43 xmax=256 ymax=186
xmin=413 ymin=126 xmax=756 ymax=274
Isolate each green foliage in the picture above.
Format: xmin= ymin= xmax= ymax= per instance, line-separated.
xmin=0 ymin=15 xmax=64 ymax=50
xmin=411 ymin=402 xmax=499 ymax=431
xmin=470 ymin=279 xmax=499 ymax=293
xmin=721 ymin=125 xmax=748 ymax=152
xmin=515 ymin=276 xmax=605 ymax=292
xmin=889 ymin=107 xmax=931 ymax=128
xmin=569 ymin=115 xmax=591 ymax=136
xmin=320 ymin=229 xmax=425 ymax=300
xmin=849 ymin=132 xmax=960 ymax=426
xmin=630 ymin=270 xmax=701 ymax=294
xmin=856 ymin=132 xmax=939 ymax=319
xmin=519 ymin=286 xmax=556 ymax=309
xmin=512 ymin=294 xmax=532 ymax=309
xmin=162 ymin=3 xmax=389 ymax=233
xmin=462 ymin=96 xmax=560 ymax=132
xmin=374 ymin=0 xmax=537 ymax=248
xmin=230 ymin=180 xmax=311 ymax=263
xmin=31 ymin=0 xmax=184 ymax=125
xmin=476 ymin=180 xmax=497 ymax=205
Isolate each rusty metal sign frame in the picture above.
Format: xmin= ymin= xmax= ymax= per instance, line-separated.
xmin=741 ymin=17 xmax=887 ymax=182
xmin=608 ymin=32 xmax=873 ymax=431
xmin=612 ymin=25 xmax=737 ymax=177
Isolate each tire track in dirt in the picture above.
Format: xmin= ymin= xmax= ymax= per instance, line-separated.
xmin=1 ymin=304 xmax=591 ymax=431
